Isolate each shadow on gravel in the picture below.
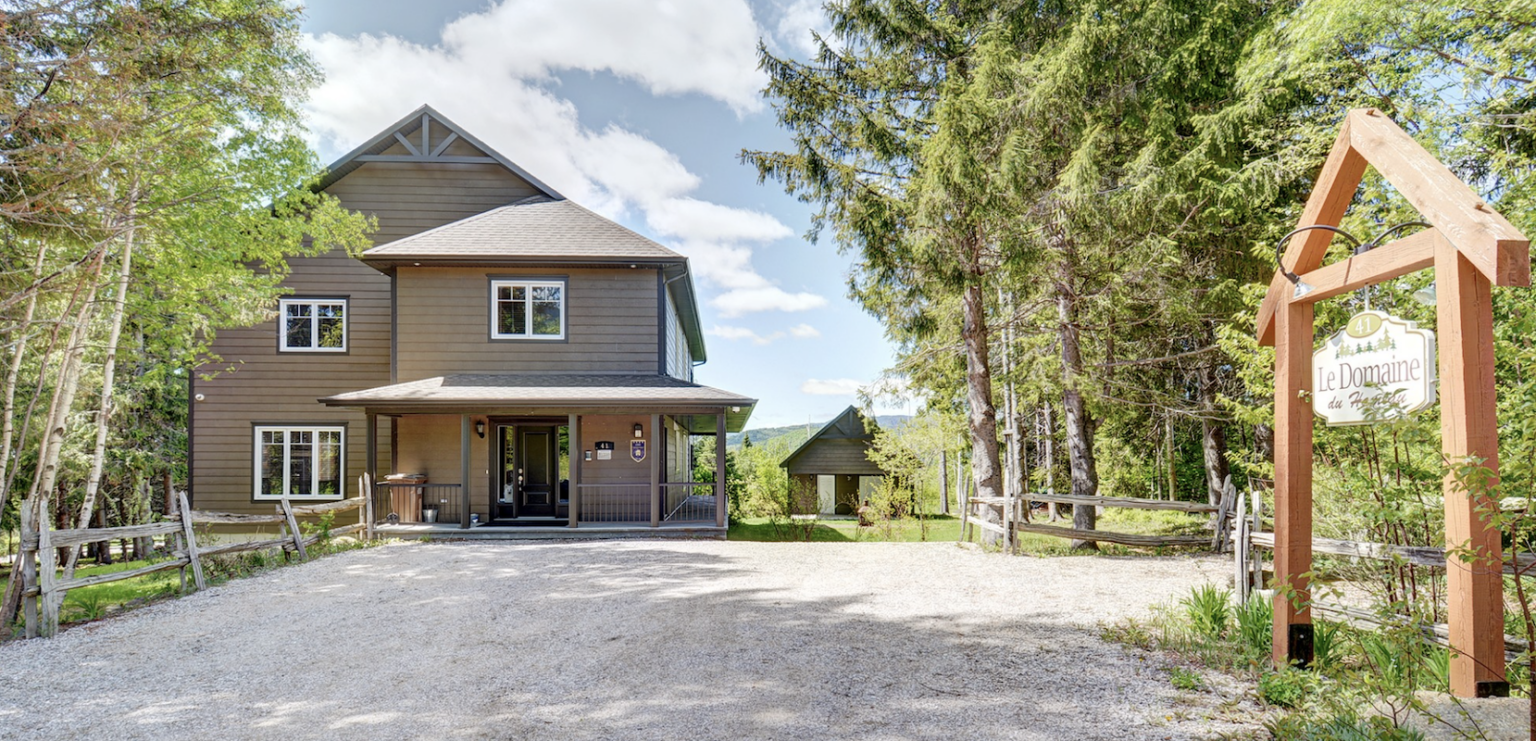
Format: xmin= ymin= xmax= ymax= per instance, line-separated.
xmin=0 ymin=541 xmax=1216 ymax=741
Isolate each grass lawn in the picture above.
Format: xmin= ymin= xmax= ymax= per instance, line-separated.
xmin=730 ymin=506 xmax=1213 ymax=555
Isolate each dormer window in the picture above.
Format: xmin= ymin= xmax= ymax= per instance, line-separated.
xmin=491 ymin=278 xmax=565 ymax=340
xmin=280 ymin=298 xmax=347 ymax=352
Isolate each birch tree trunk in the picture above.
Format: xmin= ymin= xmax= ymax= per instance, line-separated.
xmin=0 ymin=243 xmax=47 ymax=511
xmin=0 ymin=252 xmax=106 ymax=624
xmin=939 ymin=450 xmax=950 ymax=515
xmin=65 ymin=225 xmax=135 ymax=580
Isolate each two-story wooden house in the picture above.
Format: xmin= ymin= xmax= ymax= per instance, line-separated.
xmin=189 ymin=106 xmax=754 ymax=536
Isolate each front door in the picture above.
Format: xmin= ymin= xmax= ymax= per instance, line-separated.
xmin=517 ymin=426 xmax=558 ymax=518
xmin=494 ymin=422 xmax=567 ymax=521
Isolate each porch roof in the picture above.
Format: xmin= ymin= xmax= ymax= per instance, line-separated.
xmin=318 ymin=373 xmax=756 ymax=432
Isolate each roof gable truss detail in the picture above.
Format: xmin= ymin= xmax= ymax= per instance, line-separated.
xmin=1256 ymin=108 xmax=1529 ymax=346
xmin=317 ymin=105 xmax=562 ymax=199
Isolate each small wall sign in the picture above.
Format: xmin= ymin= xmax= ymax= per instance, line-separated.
xmin=1312 ymin=310 xmax=1436 ymax=426
xmin=631 ymin=440 xmax=647 ymax=463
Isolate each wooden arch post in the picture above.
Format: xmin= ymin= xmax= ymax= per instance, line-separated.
xmin=1257 ymin=109 xmax=1530 ymax=699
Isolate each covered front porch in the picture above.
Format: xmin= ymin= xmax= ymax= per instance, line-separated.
xmin=320 ymin=374 xmax=755 ymax=536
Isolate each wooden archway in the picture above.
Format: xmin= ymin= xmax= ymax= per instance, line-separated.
xmin=1258 ymin=108 xmax=1530 ymax=699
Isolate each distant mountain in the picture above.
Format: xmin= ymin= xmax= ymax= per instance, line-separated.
xmin=728 ymin=414 xmax=913 ymax=451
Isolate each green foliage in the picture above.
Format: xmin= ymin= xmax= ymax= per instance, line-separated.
xmin=1264 ymin=714 xmax=1426 ymax=741
xmin=1258 ymin=667 xmax=1313 ymax=708
xmin=1168 ymin=666 xmax=1205 ymax=692
xmin=1233 ymin=596 xmax=1274 ymax=657
xmin=1182 ymin=585 xmax=1232 ymax=640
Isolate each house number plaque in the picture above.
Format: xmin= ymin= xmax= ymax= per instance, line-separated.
xmin=1312 ymin=310 xmax=1437 ymax=426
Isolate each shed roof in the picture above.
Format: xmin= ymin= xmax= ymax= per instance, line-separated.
xmin=779 ymin=406 xmax=884 ymax=474
xmin=319 ymin=374 xmax=755 ymax=432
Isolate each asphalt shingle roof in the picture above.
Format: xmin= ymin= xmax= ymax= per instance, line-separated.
xmin=363 ymin=197 xmax=683 ymax=262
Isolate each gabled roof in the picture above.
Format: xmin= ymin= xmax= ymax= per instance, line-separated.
xmin=314 ymin=104 xmax=562 ymax=198
xmin=319 ymin=373 xmax=755 ymax=432
xmin=779 ymin=405 xmax=879 ymax=469
xmin=360 ymin=196 xmax=682 ymax=264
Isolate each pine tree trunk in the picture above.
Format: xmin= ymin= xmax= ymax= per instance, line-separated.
xmin=961 ymin=279 xmax=1003 ymax=501
xmin=1058 ymin=287 xmax=1100 ymax=548
xmin=1198 ymin=366 xmax=1230 ymax=514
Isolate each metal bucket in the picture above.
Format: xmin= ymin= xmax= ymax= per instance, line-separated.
xmin=421 ymin=507 xmax=439 ymax=524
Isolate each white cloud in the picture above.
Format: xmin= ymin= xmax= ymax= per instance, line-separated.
xmin=441 ymin=0 xmax=766 ymax=114
xmin=303 ymin=0 xmax=826 ymax=318
xmin=710 ymin=322 xmax=821 ymax=345
xmin=773 ymin=0 xmax=833 ymax=58
xmin=801 ymin=378 xmax=864 ymax=396
xmin=713 ymin=286 xmax=827 ymax=317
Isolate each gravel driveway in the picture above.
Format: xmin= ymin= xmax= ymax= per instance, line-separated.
xmin=0 ymin=541 xmax=1263 ymax=740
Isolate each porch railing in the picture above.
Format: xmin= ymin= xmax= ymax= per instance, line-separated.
xmin=576 ymin=484 xmax=649 ymax=523
xmin=662 ymin=482 xmax=716 ymax=523
xmin=372 ymin=483 xmax=466 ymax=527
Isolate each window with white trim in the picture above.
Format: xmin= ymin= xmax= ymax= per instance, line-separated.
xmin=254 ymin=426 xmax=345 ymax=499
xmin=491 ymin=279 xmax=565 ymax=339
xmin=279 ymin=298 xmax=347 ymax=352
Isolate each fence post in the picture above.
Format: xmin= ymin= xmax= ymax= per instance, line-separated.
xmin=38 ymin=497 xmax=58 ymax=637
xmin=960 ymin=496 xmax=971 ymax=544
xmin=279 ymin=497 xmax=308 ymax=561
xmin=20 ymin=498 xmax=38 ymax=639
xmin=177 ymin=491 xmax=207 ymax=591
xmin=1234 ymin=490 xmax=1249 ymax=602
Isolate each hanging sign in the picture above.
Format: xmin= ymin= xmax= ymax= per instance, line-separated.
xmin=1312 ymin=311 xmax=1436 ymax=426
xmin=631 ymin=440 xmax=647 ymax=463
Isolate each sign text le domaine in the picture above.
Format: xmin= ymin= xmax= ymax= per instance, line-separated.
xmin=1312 ymin=311 xmax=1437 ymax=426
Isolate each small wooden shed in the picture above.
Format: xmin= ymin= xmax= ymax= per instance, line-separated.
xmin=780 ymin=406 xmax=885 ymax=515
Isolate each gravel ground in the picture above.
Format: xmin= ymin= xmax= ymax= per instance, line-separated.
xmin=0 ymin=541 xmax=1266 ymax=740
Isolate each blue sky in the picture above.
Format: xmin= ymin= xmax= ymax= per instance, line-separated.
xmin=299 ymin=0 xmax=912 ymax=428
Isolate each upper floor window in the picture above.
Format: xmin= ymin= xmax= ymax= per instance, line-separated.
xmin=280 ymin=298 xmax=347 ymax=352
xmin=491 ymin=279 xmax=565 ymax=340
xmin=254 ymin=425 xmax=344 ymax=500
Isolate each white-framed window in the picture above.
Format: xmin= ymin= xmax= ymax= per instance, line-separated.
xmin=279 ymin=298 xmax=347 ymax=352
xmin=254 ymin=426 xmax=345 ymax=500
xmin=491 ymin=279 xmax=565 ymax=340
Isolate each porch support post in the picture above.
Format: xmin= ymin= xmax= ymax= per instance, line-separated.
xmin=650 ymin=414 xmax=661 ymax=527
xmin=1271 ymin=293 xmax=1314 ymax=668
xmin=1436 ymin=232 xmax=1509 ymax=697
xmin=460 ymin=414 xmax=471 ymax=529
xmin=568 ymin=413 xmax=581 ymax=528
xmin=715 ymin=411 xmax=727 ymax=528
xmin=365 ymin=412 xmax=378 ymax=492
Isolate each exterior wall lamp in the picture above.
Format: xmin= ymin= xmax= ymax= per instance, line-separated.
xmin=1273 ymin=224 xmax=1360 ymax=299
xmin=633 ymin=423 xmax=643 ymax=438
xmin=475 ymin=419 xmax=486 ymax=438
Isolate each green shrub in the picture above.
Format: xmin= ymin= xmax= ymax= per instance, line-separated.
xmin=1313 ymin=619 xmax=1341 ymax=670
xmin=1264 ymin=713 xmax=1425 ymax=741
xmin=1182 ymin=584 xmax=1231 ymax=640
xmin=1258 ymin=667 xmax=1312 ymax=708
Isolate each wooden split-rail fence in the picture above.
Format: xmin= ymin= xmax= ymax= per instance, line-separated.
xmin=17 ymin=475 xmax=379 ymax=640
xmin=961 ymin=488 xmax=1235 ymax=553
xmin=1231 ymin=503 xmax=1534 ymax=661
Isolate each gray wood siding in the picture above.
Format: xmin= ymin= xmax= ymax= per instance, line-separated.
xmin=784 ymin=439 xmax=883 ymax=476
xmin=394 ymin=266 xmax=660 ymax=380
xmin=664 ymin=289 xmax=692 ymax=381
xmin=191 ymin=159 xmax=538 ymax=513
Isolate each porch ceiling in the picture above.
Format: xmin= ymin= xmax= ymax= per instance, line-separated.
xmin=318 ymin=373 xmax=756 ymax=432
